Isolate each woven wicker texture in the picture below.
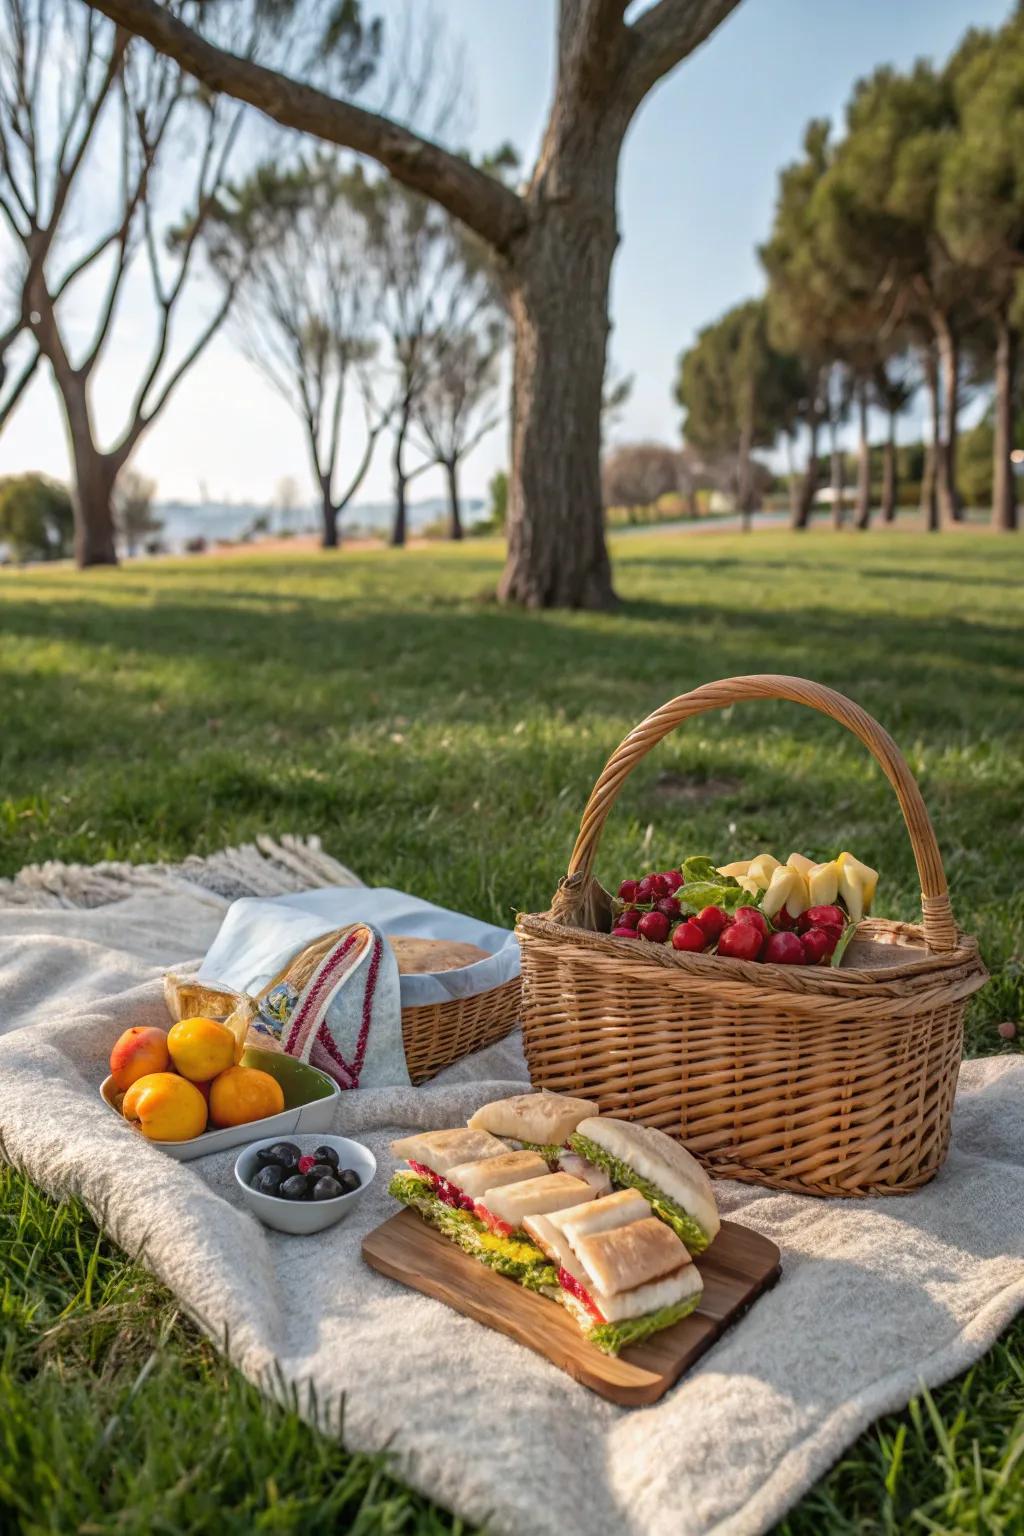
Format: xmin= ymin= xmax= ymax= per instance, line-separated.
xmin=401 ymin=978 xmax=523 ymax=1085
xmin=518 ymin=675 xmax=988 ymax=1197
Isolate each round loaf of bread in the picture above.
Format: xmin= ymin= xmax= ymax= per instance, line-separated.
xmin=386 ymin=935 xmax=490 ymax=974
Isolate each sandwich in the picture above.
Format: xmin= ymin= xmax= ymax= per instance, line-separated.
xmin=473 ymin=1171 xmax=595 ymax=1234
xmin=388 ymin=1126 xmax=593 ymax=1291
xmin=524 ymin=1190 xmax=702 ymax=1354
xmin=568 ymin=1117 xmax=720 ymax=1254
xmin=387 ymin=1101 xmax=719 ymax=1356
xmin=468 ymin=1090 xmax=597 ymax=1162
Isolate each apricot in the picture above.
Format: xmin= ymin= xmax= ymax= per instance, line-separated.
xmin=167 ymin=1016 xmax=236 ymax=1083
xmin=109 ymin=1026 xmax=171 ymax=1092
xmin=122 ymin=1072 xmax=207 ymax=1142
xmin=208 ymin=1065 xmax=285 ymax=1129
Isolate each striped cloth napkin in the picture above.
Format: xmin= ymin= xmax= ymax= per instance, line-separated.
xmin=246 ymin=922 xmax=407 ymax=1089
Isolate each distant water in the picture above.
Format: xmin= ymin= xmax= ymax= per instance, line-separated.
xmin=156 ymin=496 xmax=486 ymax=552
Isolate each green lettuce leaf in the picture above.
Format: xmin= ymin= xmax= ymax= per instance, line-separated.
xmin=587 ymin=1291 xmax=702 ymax=1355
xmin=568 ymin=1134 xmax=711 ymax=1254
xmin=676 ymin=880 xmax=757 ymax=916
xmin=830 ymin=919 xmax=859 ymax=968
xmin=388 ymin=1171 xmax=558 ymax=1289
xmin=513 ymin=1139 xmax=564 ymax=1163
xmin=681 ymin=855 xmax=727 ymax=885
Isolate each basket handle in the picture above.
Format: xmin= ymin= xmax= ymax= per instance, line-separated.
xmin=555 ymin=674 xmax=957 ymax=953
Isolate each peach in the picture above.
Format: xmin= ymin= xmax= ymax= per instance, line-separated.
xmin=109 ymin=1026 xmax=171 ymax=1092
xmin=167 ymin=1016 xmax=236 ymax=1083
xmin=208 ymin=1065 xmax=285 ymax=1129
xmin=122 ymin=1072 xmax=207 ymax=1142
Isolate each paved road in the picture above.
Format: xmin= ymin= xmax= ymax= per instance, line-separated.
xmin=614 ymin=511 xmax=792 ymax=536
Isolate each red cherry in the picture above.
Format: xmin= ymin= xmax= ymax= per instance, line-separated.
xmin=671 ymin=920 xmax=707 ymax=952
xmin=800 ymin=927 xmax=833 ymax=965
xmin=695 ymin=905 xmax=729 ymax=941
xmin=772 ymin=906 xmax=796 ymax=930
xmin=612 ymin=925 xmax=641 ymax=939
xmin=297 ymin=1154 xmax=317 ymax=1174
xmin=762 ymin=930 xmax=806 ymax=965
xmin=616 ymin=907 xmax=641 ymax=929
xmin=637 ymin=910 xmax=671 ymax=943
xmin=716 ymin=922 xmax=763 ymax=961
xmin=734 ymin=907 xmax=769 ymax=938
xmin=618 ymin=879 xmax=640 ymax=902
xmin=635 ymin=875 xmax=657 ymax=901
xmin=660 ymin=870 xmax=684 ymax=892
xmin=656 ymin=896 xmax=682 ymax=917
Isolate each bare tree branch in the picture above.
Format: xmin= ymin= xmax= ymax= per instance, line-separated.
xmin=115 ymin=284 xmax=235 ymax=466
xmin=624 ymin=0 xmax=743 ymax=102
xmin=0 ymin=339 xmax=37 ymax=430
xmin=334 ymin=385 xmax=391 ymax=513
xmin=79 ymin=0 xmax=528 ymax=252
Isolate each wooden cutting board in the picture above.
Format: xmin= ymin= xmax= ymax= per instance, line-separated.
xmin=362 ymin=1208 xmax=781 ymax=1406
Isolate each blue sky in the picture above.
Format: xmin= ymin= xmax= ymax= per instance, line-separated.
xmin=0 ymin=0 xmax=1011 ymax=509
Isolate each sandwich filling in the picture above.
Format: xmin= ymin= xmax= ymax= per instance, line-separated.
xmin=588 ymin=1293 xmax=701 ymax=1355
xmin=569 ymin=1132 xmax=712 ymax=1254
xmin=389 ymin=1171 xmax=558 ymax=1290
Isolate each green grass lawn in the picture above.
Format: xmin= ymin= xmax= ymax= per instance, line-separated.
xmin=2 ymin=529 xmax=1023 ymax=1533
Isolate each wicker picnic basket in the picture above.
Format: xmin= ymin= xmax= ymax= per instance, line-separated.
xmin=165 ymin=940 xmax=520 ymax=1086
xmin=517 ymin=675 xmax=988 ymax=1198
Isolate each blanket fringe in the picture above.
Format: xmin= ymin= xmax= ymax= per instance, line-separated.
xmin=0 ymin=834 xmax=362 ymax=910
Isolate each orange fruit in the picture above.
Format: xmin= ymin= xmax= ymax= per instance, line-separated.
xmin=122 ymin=1072 xmax=207 ymax=1141
xmin=208 ymin=1065 xmax=285 ymax=1129
xmin=167 ymin=1016 xmax=236 ymax=1082
xmin=109 ymin=1025 xmax=170 ymax=1091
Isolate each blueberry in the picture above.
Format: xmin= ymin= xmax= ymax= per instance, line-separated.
xmin=313 ymin=1145 xmax=339 ymax=1169
xmin=258 ymin=1141 xmax=300 ymax=1172
xmin=251 ymin=1165 xmax=285 ymax=1196
xmin=312 ymin=1175 xmax=344 ymax=1201
xmin=279 ymin=1174 xmax=310 ymax=1201
xmin=337 ymin=1168 xmax=361 ymax=1194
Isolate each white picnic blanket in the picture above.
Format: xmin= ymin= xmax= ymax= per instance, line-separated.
xmin=2 ymin=866 xmax=1023 ymax=1536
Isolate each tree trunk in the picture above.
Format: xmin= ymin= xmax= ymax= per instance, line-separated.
xmin=935 ymin=317 xmax=962 ymax=524
xmin=784 ymin=432 xmax=800 ymax=524
xmin=391 ymin=403 xmax=410 ymax=548
xmin=829 ymin=419 xmax=844 ymax=530
xmin=992 ymin=315 xmax=1018 ymax=532
xmin=737 ymin=417 xmax=754 ymax=533
xmin=792 ymin=411 xmax=819 ymax=529
xmin=498 ymin=141 xmax=619 ymax=609
xmin=446 ymin=459 xmax=463 ymax=540
xmin=70 ymin=426 xmax=118 ymax=568
xmin=854 ymin=382 xmax=871 ymax=530
xmin=881 ymin=410 xmax=898 ymax=523
xmin=920 ymin=344 xmax=939 ymax=532
xmin=320 ymin=477 xmax=339 ymax=550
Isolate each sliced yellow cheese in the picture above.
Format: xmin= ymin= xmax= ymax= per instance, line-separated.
xmin=785 ymin=869 xmax=810 ymax=918
xmin=807 ymin=860 xmax=839 ymax=906
xmin=760 ymin=865 xmax=801 ymax=919
xmin=786 ymin=852 xmax=814 ymax=875
xmin=837 ymin=853 xmax=878 ymax=919
xmin=738 ymin=875 xmax=763 ymax=897
xmin=717 ymin=860 xmax=751 ymax=878
xmin=746 ymin=853 xmax=781 ymax=888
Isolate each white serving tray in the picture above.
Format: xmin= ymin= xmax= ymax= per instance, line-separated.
xmin=100 ymin=1046 xmax=340 ymax=1161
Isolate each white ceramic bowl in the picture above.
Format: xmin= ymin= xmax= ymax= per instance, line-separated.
xmin=234 ymin=1133 xmax=376 ymax=1235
